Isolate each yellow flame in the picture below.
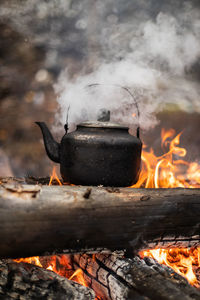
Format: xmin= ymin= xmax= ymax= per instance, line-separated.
xmin=49 ymin=166 xmax=62 ymax=186
xmin=131 ymin=129 xmax=200 ymax=189
xmin=140 ymin=248 xmax=199 ymax=286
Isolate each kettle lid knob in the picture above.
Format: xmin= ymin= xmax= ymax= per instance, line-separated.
xmin=97 ymin=109 xmax=110 ymax=122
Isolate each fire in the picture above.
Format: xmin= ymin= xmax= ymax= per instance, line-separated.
xmin=49 ymin=166 xmax=62 ymax=186
xmin=140 ymin=248 xmax=200 ymax=287
xmin=69 ymin=268 xmax=88 ymax=287
xmin=135 ymin=129 xmax=200 ymax=287
xmin=14 ymin=256 xmax=43 ymax=268
xmin=14 ymin=254 xmax=100 ymax=298
xmin=15 ymin=129 xmax=200 ymax=293
xmin=131 ymin=128 xmax=200 ymax=188
xmin=14 ymin=255 xmax=88 ymax=287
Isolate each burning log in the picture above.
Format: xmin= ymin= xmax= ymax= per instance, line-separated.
xmin=70 ymin=253 xmax=200 ymax=300
xmin=0 ymin=259 xmax=95 ymax=300
xmin=0 ymin=183 xmax=200 ymax=258
xmin=13 ymin=253 xmax=200 ymax=300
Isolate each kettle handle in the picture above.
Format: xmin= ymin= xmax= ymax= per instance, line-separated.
xmin=86 ymin=83 xmax=140 ymax=138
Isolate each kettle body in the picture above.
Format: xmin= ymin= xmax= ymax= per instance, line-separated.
xmin=36 ymin=121 xmax=142 ymax=187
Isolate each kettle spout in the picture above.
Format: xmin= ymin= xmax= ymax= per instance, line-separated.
xmin=35 ymin=122 xmax=60 ymax=163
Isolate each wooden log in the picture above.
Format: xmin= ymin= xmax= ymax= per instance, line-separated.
xmin=0 ymin=183 xmax=200 ymax=258
xmin=0 ymin=259 xmax=95 ymax=300
xmin=69 ymin=253 xmax=200 ymax=300
xmin=128 ymin=256 xmax=200 ymax=300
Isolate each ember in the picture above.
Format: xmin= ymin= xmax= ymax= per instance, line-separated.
xmin=14 ymin=255 xmax=86 ymax=287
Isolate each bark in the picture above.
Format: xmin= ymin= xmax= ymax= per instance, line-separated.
xmin=70 ymin=253 xmax=200 ymax=300
xmin=0 ymin=182 xmax=200 ymax=258
xmin=0 ymin=259 xmax=95 ymax=300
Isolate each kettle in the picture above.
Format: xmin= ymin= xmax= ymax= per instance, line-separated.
xmin=36 ymin=110 xmax=142 ymax=187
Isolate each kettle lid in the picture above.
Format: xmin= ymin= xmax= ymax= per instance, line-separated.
xmin=78 ymin=121 xmax=129 ymax=129
xmin=78 ymin=109 xmax=128 ymax=129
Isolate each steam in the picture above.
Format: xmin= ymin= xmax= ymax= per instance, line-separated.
xmin=54 ymin=1 xmax=200 ymax=131
xmin=1 ymin=0 xmax=200 ymax=131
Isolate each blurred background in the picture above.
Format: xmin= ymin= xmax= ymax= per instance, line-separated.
xmin=0 ymin=0 xmax=200 ymax=178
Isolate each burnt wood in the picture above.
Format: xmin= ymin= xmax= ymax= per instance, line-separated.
xmin=2 ymin=254 xmax=200 ymax=300
xmin=0 ymin=259 xmax=95 ymax=300
xmin=0 ymin=182 xmax=200 ymax=258
xmin=70 ymin=253 xmax=200 ymax=300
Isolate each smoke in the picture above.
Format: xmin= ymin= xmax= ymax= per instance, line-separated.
xmin=1 ymin=0 xmax=200 ymax=131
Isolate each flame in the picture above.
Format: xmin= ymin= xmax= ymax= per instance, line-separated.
xmin=14 ymin=255 xmax=100 ymax=298
xmin=14 ymin=256 xmax=43 ymax=268
xmin=69 ymin=268 xmax=88 ymax=287
xmin=14 ymin=255 xmax=87 ymax=285
xmin=49 ymin=166 xmax=62 ymax=186
xmin=140 ymin=248 xmax=200 ymax=287
xmin=131 ymin=128 xmax=200 ymax=188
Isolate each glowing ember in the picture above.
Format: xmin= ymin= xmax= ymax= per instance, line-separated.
xmin=14 ymin=255 xmax=87 ymax=286
xmin=14 ymin=255 xmax=99 ymax=299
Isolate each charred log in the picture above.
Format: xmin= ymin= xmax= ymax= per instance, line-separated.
xmin=0 ymin=259 xmax=95 ymax=300
xmin=0 ymin=183 xmax=200 ymax=258
xmin=69 ymin=253 xmax=200 ymax=300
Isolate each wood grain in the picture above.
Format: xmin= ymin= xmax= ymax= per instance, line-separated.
xmin=0 ymin=183 xmax=200 ymax=258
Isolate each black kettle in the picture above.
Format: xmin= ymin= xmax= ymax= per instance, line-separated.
xmin=36 ymin=110 xmax=142 ymax=187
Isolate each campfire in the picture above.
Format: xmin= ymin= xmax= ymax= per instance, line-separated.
xmin=1 ymin=0 xmax=200 ymax=298
xmin=2 ymin=128 xmax=198 ymax=300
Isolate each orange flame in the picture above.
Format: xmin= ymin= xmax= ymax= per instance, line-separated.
xmin=14 ymin=256 xmax=43 ymax=268
xmin=140 ymin=248 xmax=199 ymax=287
xmin=49 ymin=166 xmax=62 ymax=186
xmin=14 ymin=255 xmax=86 ymax=284
xmin=131 ymin=129 xmax=200 ymax=188
xmin=14 ymin=255 xmax=99 ymax=297
xmin=69 ymin=268 xmax=88 ymax=287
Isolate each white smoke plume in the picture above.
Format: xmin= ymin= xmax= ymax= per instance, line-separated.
xmin=53 ymin=1 xmax=200 ymax=132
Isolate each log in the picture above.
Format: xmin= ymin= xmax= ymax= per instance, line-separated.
xmin=0 ymin=259 xmax=95 ymax=300
xmin=128 ymin=256 xmax=200 ymax=300
xmin=61 ymin=253 xmax=200 ymax=300
xmin=3 ymin=254 xmax=200 ymax=300
xmin=0 ymin=183 xmax=200 ymax=258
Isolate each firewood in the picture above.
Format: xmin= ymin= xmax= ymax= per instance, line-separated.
xmin=70 ymin=253 xmax=200 ymax=300
xmin=0 ymin=182 xmax=200 ymax=258
xmin=0 ymin=259 xmax=95 ymax=300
